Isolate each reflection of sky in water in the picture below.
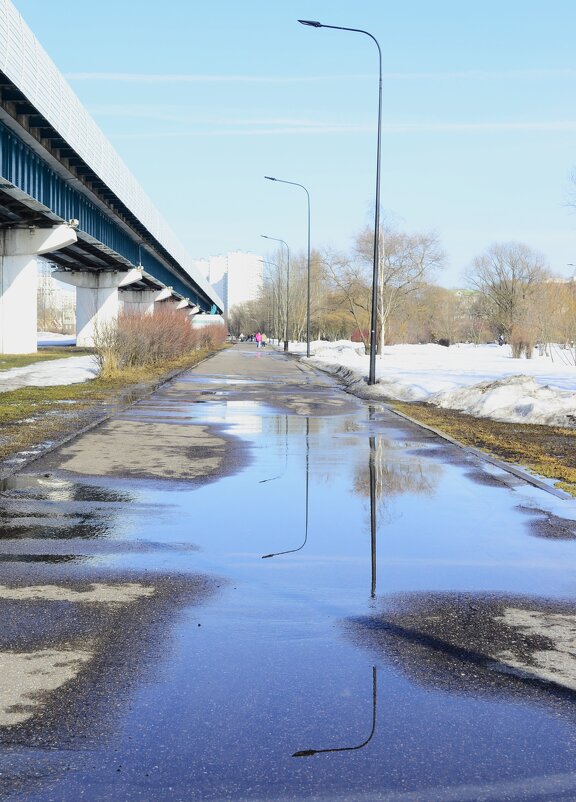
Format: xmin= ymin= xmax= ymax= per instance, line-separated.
xmin=195 ymin=399 xmax=263 ymax=435
xmin=3 ymin=396 xmax=576 ymax=800
xmin=88 ymin=407 xmax=576 ymax=605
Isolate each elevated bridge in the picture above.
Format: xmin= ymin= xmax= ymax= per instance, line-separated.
xmin=0 ymin=1 xmax=223 ymax=353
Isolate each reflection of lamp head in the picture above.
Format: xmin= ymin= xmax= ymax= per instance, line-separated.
xmin=292 ymin=666 xmax=377 ymax=758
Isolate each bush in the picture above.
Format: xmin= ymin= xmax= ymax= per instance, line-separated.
xmin=93 ymin=309 xmax=225 ymax=377
xmin=350 ymin=328 xmax=369 ymax=343
xmin=510 ymin=326 xmax=535 ymax=359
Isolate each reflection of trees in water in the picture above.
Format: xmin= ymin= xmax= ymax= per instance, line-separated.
xmin=354 ymin=435 xmax=442 ymax=509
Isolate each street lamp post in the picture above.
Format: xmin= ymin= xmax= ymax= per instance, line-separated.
xmin=298 ymin=19 xmax=382 ymax=385
xmin=261 ymin=235 xmax=290 ymax=351
xmin=265 ymin=176 xmax=312 ymax=358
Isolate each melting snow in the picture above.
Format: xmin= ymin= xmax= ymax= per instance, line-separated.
xmin=295 ymin=341 xmax=576 ymax=428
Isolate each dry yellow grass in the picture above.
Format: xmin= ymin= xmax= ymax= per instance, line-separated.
xmin=392 ymin=401 xmax=576 ymax=497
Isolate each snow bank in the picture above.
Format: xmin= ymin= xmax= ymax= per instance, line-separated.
xmin=430 ymin=375 xmax=576 ymax=427
xmin=299 ymin=341 xmax=576 ymax=428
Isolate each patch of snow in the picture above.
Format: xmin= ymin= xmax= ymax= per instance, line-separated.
xmin=37 ymin=331 xmax=76 ymax=346
xmin=0 ymin=355 xmax=98 ymax=393
xmin=296 ymin=340 xmax=576 ymax=428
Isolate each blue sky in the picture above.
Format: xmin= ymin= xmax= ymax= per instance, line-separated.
xmin=13 ymin=0 xmax=576 ymax=287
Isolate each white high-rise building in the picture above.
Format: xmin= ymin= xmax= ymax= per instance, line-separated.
xmin=194 ymin=252 xmax=262 ymax=315
xmin=37 ymin=264 xmax=76 ymax=333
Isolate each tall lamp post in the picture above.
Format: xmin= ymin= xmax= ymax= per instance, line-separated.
xmin=265 ymin=176 xmax=312 ymax=358
xmin=299 ymin=19 xmax=382 ymax=385
xmin=261 ymin=235 xmax=290 ymax=351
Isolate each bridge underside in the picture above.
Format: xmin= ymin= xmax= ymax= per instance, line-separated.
xmin=0 ymin=70 xmax=219 ymax=313
xmin=0 ymin=183 xmax=220 ymax=353
xmin=0 ymin=172 xmax=207 ymax=306
xmin=0 ymin=14 xmax=222 ymax=354
xmin=0 ymin=185 xmax=154 ymax=288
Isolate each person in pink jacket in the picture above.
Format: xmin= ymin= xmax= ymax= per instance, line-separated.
xmin=255 ymin=332 xmax=262 ymax=348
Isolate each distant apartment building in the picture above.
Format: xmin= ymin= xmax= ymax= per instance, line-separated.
xmin=37 ymin=264 xmax=75 ymax=333
xmin=193 ymin=251 xmax=262 ymax=315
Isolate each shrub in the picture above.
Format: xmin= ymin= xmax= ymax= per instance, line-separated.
xmin=350 ymin=328 xmax=369 ymax=343
xmin=93 ymin=309 xmax=225 ymax=377
xmin=510 ymin=325 xmax=535 ymax=359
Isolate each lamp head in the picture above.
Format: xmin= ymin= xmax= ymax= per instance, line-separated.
xmin=298 ymin=19 xmax=322 ymax=27
xmin=264 ymin=176 xmax=277 ymax=181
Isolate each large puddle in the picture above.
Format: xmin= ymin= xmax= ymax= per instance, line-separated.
xmin=2 ymin=360 xmax=576 ymax=800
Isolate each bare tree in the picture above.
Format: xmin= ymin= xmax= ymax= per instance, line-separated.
xmin=411 ymin=284 xmax=462 ymax=345
xmin=466 ymin=242 xmax=548 ymax=351
xmin=458 ymin=291 xmax=493 ymax=344
xmin=354 ymin=225 xmax=445 ymax=350
xmin=542 ymin=279 xmax=576 ymax=365
xmin=322 ymin=248 xmax=371 ymax=350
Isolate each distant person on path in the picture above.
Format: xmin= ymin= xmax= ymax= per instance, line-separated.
xmin=261 ymin=333 xmax=267 ymax=348
xmin=255 ymin=332 xmax=262 ymax=348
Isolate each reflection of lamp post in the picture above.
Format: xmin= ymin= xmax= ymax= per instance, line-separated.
xmin=265 ymin=176 xmax=311 ymax=358
xmin=369 ymin=435 xmax=377 ymax=599
xmin=262 ymin=417 xmax=309 ymax=557
xmin=298 ymin=19 xmax=382 ymax=385
xmin=293 ymin=667 xmax=377 ymax=757
xmin=261 ymin=235 xmax=290 ymax=351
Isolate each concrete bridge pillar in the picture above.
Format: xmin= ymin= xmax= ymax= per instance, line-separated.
xmin=0 ymin=225 xmax=77 ymax=354
xmin=156 ymin=297 xmax=192 ymax=314
xmin=120 ymin=286 xmax=173 ymax=315
xmin=54 ymin=268 xmax=142 ymax=346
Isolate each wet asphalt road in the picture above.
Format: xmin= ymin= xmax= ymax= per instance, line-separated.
xmin=1 ymin=344 xmax=576 ymax=800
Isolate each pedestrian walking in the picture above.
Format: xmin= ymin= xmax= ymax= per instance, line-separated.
xmin=255 ymin=332 xmax=262 ymax=348
xmin=261 ymin=333 xmax=268 ymax=348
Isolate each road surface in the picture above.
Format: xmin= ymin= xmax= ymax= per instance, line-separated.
xmin=1 ymin=343 xmax=576 ymax=801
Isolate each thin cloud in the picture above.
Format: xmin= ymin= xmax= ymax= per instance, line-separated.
xmin=88 ymin=103 xmax=576 ymax=134
xmin=109 ymin=119 xmax=576 ymax=139
xmin=385 ymin=68 xmax=576 ymax=80
xmin=111 ymin=123 xmax=375 ymax=139
xmin=65 ymin=72 xmax=370 ymax=83
xmin=386 ymin=120 xmax=576 ymax=132
xmin=66 ymin=68 xmax=576 ymax=83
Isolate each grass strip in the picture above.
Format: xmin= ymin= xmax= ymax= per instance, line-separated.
xmin=391 ymin=401 xmax=576 ymax=497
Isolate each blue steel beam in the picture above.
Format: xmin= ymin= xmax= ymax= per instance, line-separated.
xmin=0 ymin=120 xmax=213 ymax=311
